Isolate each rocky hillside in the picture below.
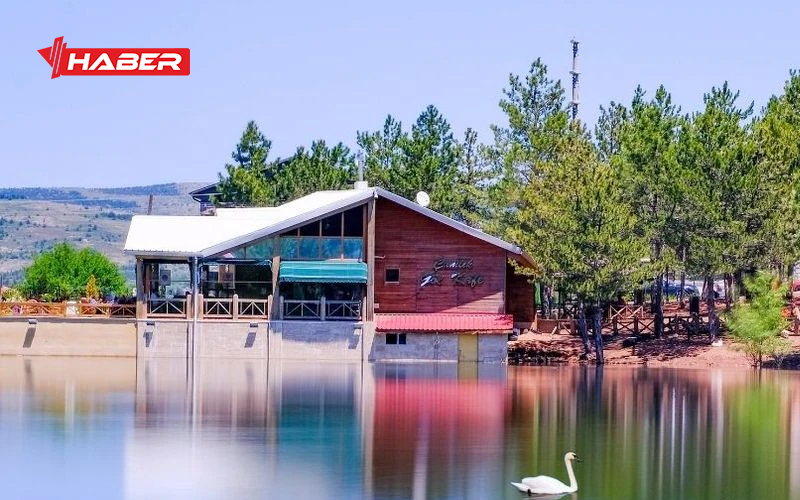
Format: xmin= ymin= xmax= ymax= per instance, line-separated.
xmin=0 ymin=182 xmax=207 ymax=283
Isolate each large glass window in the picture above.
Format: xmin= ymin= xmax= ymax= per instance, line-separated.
xmin=343 ymin=207 xmax=363 ymax=236
xmin=279 ymin=207 xmax=365 ymax=260
xmin=321 ymin=214 xmax=342 ymax=236
xmin=147 ymin=262 xmax=191 ymax=299
xmin=298 ymin=238 xmax=321 ymax=259
xmin=201 ymin=264 xmax=272 ymax=299
xmin=281 ymin=238 xmax=298 ymax=259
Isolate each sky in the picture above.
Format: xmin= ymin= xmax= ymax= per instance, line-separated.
xmin=1 ymin=0 xmax=799 ymax=188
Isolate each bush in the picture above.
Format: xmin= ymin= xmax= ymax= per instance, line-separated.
xmin=18 ymin=242 xmax=129 ymax=301
xmin=726 ymin=272 xmax=791 ymax=368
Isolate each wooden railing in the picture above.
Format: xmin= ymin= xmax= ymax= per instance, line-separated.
xmin=326 ymin=300 xmax=361 ymax=320
xmin=0 ymin=301 xmax=67 ymax=316
xmin=283 ymin=299 xmax=321 ymax=319
xmin=78 ymin=303 xmax=136 ymax=317
xmin=0 ymin=301 xmax=135 ymax=318
xmin=148 ymin=298 xmax=186 ymax=316
xmin=281 ymin=297 xmax=361 ymax=320
xmin=239 ymin=298 xmax=269 ymax=318
xmin=203 ymin=298 xmax=233 ymax=318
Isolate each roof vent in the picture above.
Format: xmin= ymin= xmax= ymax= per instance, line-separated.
xmin=354 ymin=151 xmax=368 ymax=189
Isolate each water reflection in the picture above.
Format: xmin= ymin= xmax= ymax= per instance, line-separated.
xmin=1 ymin=358 xmax=800 ymax=500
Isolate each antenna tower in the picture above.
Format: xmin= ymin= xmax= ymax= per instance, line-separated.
xmin=569 ymin=39 xmax=580 ymax=122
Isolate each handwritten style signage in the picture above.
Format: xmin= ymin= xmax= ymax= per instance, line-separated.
xmin=420 ymin=258 xmax=485 ymax=289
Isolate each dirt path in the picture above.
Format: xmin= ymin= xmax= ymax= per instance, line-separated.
xmin=508 ymin=331 xmax=800 ymax=369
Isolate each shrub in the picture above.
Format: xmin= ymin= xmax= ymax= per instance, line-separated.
xmin=18 ymin=242 xmax=129 ymax=301
xmin=726 ymin=272 xmax=791 ymax=368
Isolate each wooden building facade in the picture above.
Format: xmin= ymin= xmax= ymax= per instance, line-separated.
xmin=124 ymin=185 xmax=535 ymax=362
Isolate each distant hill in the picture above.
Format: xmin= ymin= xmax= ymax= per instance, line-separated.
xmin=0 ymin=182 xmax=207 ymax=284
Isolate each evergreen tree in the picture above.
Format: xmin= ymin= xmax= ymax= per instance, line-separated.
xmin=216 ymin=121 xmax=278 ymax=206
xmin=485 ymin=58 xmax=570 ymax=318
xmin=274 ymin=141 xmax=356 ymax=203
xmin=616 ymin=85 xmax=688 ymax=337
xmin=357 ymin=106 xmax=462 ymax=217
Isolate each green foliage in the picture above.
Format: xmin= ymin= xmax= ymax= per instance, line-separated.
xmin=18 ymin=242 xmax=129 ymax=301
xmin=726 ymin=272 xmax=790 ymax=367
xmin=216 ymin=121 xmax=276 ymax=206
xmin=217 ymin=122 xmax=358 ymax=207
xmin=357 ymin=105 xmax=464 ymax=218
xmin=274 ymin=141 xmax=356 ymax=203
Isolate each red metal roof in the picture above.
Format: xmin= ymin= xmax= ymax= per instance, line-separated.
xmin=375 ymin=313 xmax=513 ymax=333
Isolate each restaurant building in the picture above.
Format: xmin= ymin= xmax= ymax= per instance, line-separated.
xmin=124 ymin=183 xmax=535 ymax=362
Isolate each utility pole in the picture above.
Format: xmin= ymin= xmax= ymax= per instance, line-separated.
xmin=569 ymin=39 xmax=580 ymax=122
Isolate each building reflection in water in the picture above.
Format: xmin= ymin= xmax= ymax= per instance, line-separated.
xmin=2 ymin=357 xmax=800 ymax=500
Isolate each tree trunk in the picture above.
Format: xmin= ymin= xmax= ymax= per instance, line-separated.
xmin=679 ymin=246 xmax=687 ymax=308
xmin=653 ymin=273 xmax=664 ymax=338
xmin=592 ymin=304 xmax=604 ymax=365
xmin=576 ymin=302 xmax=591 ymax=357
xmin=705 ymin=275 xmax=719 ymax=342
xmin=724 ymin=273 xmax=732 ymax=312
xmin=539 ymin=282 xmax=550 ymax=319
xmin=543 ymin=284 xmax=553 ymax=319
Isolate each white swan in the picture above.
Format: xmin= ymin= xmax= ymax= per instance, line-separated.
xmin=511 ymin=452 xmax=581 ymax=495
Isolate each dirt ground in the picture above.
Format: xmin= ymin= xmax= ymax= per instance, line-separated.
xmin=508 ymin=330 xmax=800 ymax=369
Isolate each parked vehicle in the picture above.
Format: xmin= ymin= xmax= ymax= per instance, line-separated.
xmin=644 ymin=280 xmax=700 ymax=297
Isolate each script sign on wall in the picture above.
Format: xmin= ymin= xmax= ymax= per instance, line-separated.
xmin=419 ymin=258 xmax=485 ymax=289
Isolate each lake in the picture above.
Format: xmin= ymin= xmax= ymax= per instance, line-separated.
xmin=0 ymin=357 xmax=799 ymax=500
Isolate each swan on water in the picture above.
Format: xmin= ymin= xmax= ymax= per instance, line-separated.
xmin=511 ymin=452 xmax=581 ymax=495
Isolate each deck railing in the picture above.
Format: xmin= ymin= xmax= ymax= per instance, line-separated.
xmin=283 ymin=299 xmax=321 ymax=319
xmin=0 ymin=301 xmax=135 ymax=318
xmin=148 ymin=297 xmax=186 ymax=316
xmin=203 ymin=298 xmax=233 ymax=318
xmin=326 ymin=300 xmax=361 ymax=320
xmin=78 ymin=303 xmax=137 ymax=317
xmin=281 ymin=297 xmax=361 ymax=320
xmin=239 ymin=298 xmax=269 ymax=318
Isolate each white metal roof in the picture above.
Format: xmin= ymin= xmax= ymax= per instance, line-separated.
xmin=124 ymin=186 xmax=534 ymax=265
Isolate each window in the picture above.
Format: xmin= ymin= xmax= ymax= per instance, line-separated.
xmin=385 ymin=268 xmax=400 ymax=283
xmin=321 ymin=214 xmax=342 ymax=236
xmin=299 ymin=221 xmax=319 ymax=237
xmin=343 ymin=207 xmax=363 ymax=236
xmin=386 ymin=333 xmax=407 ymax=345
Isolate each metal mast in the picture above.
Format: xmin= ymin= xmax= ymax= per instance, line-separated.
xmin=569 ymin=39 xmax=580 ymax=122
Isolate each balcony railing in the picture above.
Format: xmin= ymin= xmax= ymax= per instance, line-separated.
xmin=0 ymin=301 xmax=135 ymax=318
xmin=281 ymin=297 xmax=361 ymax=321
xmin=148 ymin=297 xmax=186 ymax=316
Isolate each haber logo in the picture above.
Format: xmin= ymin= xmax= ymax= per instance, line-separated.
xmin=38 ymin=37 xmax=190 ymax=79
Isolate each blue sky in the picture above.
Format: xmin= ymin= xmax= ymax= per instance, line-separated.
xmin=1 ymin=0 xmax=798 ymax=188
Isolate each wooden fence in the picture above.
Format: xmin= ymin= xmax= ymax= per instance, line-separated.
xmin=0 ymin=301 xmax=135 ymax=318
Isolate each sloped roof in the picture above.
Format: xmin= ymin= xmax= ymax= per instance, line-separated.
xmin=124 ymin=186 xmax=534 ymax=265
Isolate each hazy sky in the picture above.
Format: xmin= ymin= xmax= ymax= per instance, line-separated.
xmin=1 ymin=0 xmax=798 ymax=188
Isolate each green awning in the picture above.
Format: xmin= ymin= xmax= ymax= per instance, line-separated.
xmin=279 ymin=261 xmax=367 ymax=283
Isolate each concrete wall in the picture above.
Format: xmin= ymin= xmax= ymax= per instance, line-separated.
xmin=273 ymin=320 xmax=370 ymax=361
xmin=0 ymin=317 xmax=135 ymax=356
xmin=369 ymin=332 xmax=456 ymax=361
xmin=0 ymin=317 xmax=506 ymax=362
xmin=135 ymin=319 xmax=373 ymax=361
xmin=136 ymin=319 xmax=190 ymax=358
xmin=478 ymin=335 xmax=509 ymax=363
xmin=369 ymin=333 xmax=508 ymax=363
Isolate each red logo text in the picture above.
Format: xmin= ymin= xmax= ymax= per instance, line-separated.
xmin=38 ymin=37 xmax=190 ymax=79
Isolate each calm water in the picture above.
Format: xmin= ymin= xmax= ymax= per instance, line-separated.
xmin=1 ymin=358 xmax=799 ymax=500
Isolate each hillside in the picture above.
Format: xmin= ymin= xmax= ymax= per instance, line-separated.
xmin=0 ymin=182 xmax=208 ymax=284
